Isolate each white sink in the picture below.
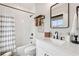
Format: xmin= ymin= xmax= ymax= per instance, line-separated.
xmin=50 ymin=39 xmax=66 ymax=46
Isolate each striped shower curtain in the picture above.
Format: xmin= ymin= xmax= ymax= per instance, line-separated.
xmin=0 ymin=15 xmax=16 ymax=55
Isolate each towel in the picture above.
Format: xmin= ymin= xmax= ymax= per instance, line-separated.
xmin=70 ymin=13 xmax=78 ymax=35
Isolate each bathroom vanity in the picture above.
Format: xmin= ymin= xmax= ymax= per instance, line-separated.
xmin=36 ymin=39 xmax=79 ymax=56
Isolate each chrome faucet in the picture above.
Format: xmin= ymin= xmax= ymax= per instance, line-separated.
xmin=55 ymin=31 xmax=58 ymax=39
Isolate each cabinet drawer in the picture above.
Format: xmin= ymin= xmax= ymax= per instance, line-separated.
xmin=36 ymin=46 xmax=44 ymax=56
xmin=36 ymin=39 xmax=58 ymax=55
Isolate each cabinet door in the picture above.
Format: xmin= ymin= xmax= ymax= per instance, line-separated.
xmin=36 ymin=47 xmax=44 ymax=56
xmin=36 ymin=39 xmax=56 ymax=56
xmin=36 ymin=45 xmax=52 ymax=56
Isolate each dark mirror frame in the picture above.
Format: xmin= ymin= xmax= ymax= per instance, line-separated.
xmin=50 ymin=3 xmax=69 ymax=29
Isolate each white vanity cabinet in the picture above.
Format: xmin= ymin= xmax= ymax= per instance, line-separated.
xmin=36 ymin=39 xmax=65 ymax=56
xmin=36 ymin=39 xmax=57 ymax=56
xmin=36 ymin=40 xmax=49 ymax=56
xmin=36 ymin=39 xmax=79 ymax=56
xmin=37 ymin=46 xmax=52 ymax=56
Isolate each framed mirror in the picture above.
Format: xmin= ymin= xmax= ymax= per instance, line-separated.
xmin=50 ymin=3 xmax=69 ymax=28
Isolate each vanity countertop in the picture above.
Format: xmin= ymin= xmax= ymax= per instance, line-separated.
xmin=36 ymin=38 xmax=79 ymax=56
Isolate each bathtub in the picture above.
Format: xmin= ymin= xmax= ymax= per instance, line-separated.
xmin=15 ymin=45 xmax=36 ymax=56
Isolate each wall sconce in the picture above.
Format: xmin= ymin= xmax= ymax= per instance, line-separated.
xmin=34 ymin=15 xmax=45 ymax=32
xmin=34 ymin=15 xmax=45 ymax=27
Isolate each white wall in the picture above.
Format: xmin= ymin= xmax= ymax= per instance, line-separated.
xmin=35 ymin=3 xmax=54 ymax=39
xmin=35 ymin=3 xmax=79 ymax=41
xmin=0 ymin=3 xmax=35 ymax=47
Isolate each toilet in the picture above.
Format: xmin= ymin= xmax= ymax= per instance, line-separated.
xmin=16 ymin=38 xmax=36 ymax=56
xmin=16 ymin=45 xmax=36 ymax=56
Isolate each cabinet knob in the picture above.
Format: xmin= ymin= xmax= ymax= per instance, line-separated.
xmin=44 ymin=53 xmax=49 ymax=56
xmin=44 ymin=53 xmax=46 ymax=56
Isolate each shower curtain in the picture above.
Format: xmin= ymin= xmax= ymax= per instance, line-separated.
xmin=0 ymin=15 xmax=16 ymax=55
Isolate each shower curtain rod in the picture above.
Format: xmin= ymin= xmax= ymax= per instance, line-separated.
xmin=0 ymin=3 xmax=35 ymax=14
